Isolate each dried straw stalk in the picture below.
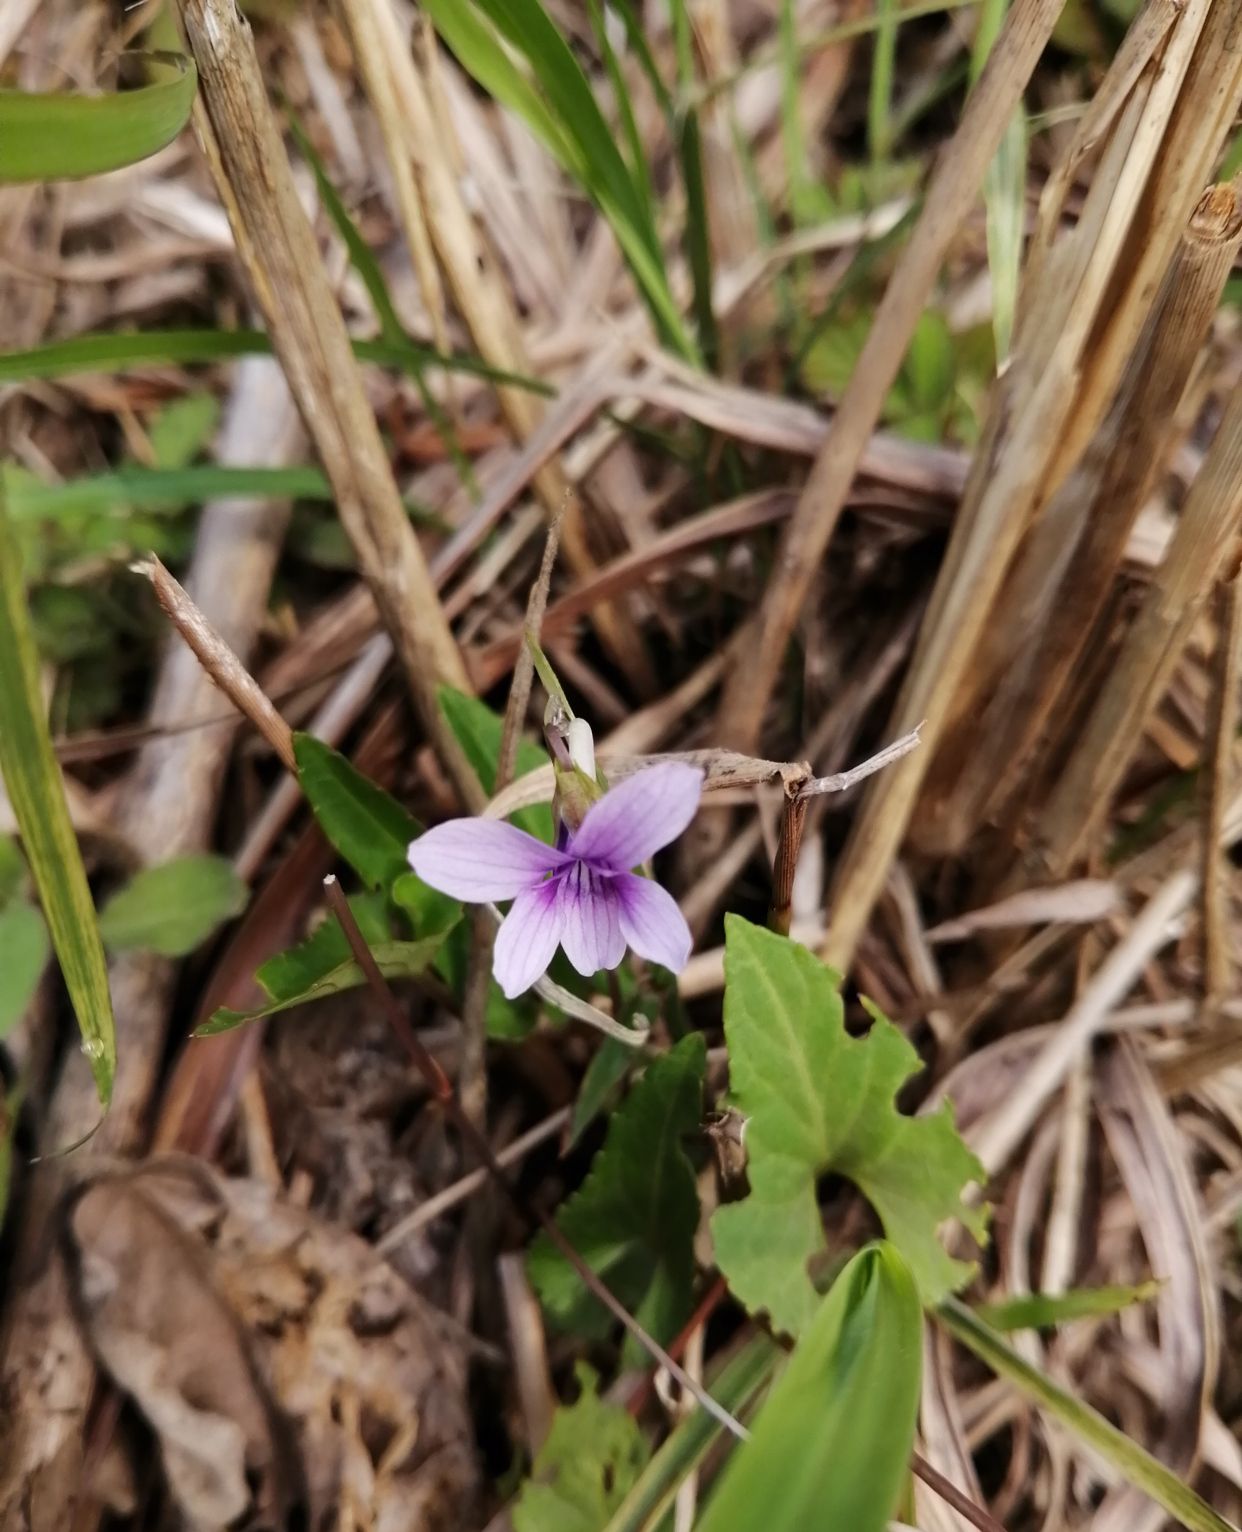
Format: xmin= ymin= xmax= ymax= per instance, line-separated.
xmin=822 ymin=0 xmax=1242 ymax=971
xmin=917 ymin=177 xmax=1242 ymax=854
xmin=176 ymin=0 xmax=486 ymax=810
xmin=1034 ymin=378 xmax=1242 ymax=875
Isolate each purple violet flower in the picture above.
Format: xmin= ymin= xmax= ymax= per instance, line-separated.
xmin=407 ymin=761 xmax=704 ymax=998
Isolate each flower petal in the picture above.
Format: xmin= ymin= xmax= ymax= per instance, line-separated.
xmin=407 ymin=818 xmax=567 ymax=902
xmin=493 ymin=880 xmax=563 ymax=997
xmin=614 ymin=873 xmax=693 ymax=973
xmin=568 ymin=762 xmax=704 ymax=872
xmin=556 ymin=861 xmax=625 ymax=977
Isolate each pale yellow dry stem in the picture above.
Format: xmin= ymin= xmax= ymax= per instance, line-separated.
xmin=337 ymin=0 xmax=449 ymax=357
xmin=918 ymin=178 xmax=1242 ymax=851
xmin=713 ymin=0 xmax=1068 ymax=759
xmin=1201 ymin=573 xmax=1242 ymax=1006
xmin=176 ymin=0 xmax=485 ymax=810
xmin=1036 ymin=381 xmax=1242 ymax=875
xmin=822 ymin=0 xmax=1242 ymax=970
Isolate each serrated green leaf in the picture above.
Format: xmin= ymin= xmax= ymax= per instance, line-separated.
xmin=975 ymin=1279 xmax=1162 ymax=1333
xmin=294 ymin=734 xmax=421 ymax=890
xmin=199 ymin=936 xmax=444 ymax=1034
xmin=99 ymin=854 xmax=248 ymax=956
xmin=528 ymin=1033 xmax=705 ymax=1345
xmin=0 ymin=53 xmax=196 ymax=183
xmin=436 ymin=686 xmax=553 ymax=840
xmin=0 ymin=328 xmax=551 ymax=393
xmin=696 ymin=1244 xmax=922 ymax=1532
xmin=711 ymin=918 xmax=986 ymax=1333
xmin=0 ymin=493 xmax=114 ymax=1101
xmin=255 ymin=891 xmax=392 ymax=1003
xmin=513 ymin=1363 xmax=649 ymax=1532
xmin=0 ymin=902 xmax=49 ymax=1038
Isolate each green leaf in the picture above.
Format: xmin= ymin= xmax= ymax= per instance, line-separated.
xmin=696 ymin=1244 xmax=922 ymax=1532
xmin=98 ymin=854 xmax=248 ymax=956
xmin=0 ymin=902 xmax=49 ymax=1038
xmin=436 ymin=686 xmax=553 ymax=840
xmin=528 ymin=1033 xmax=705 ymax=1345
xmin=0 ymin=328 xmax=550 ymax=393
xmin=0 ymin=836 xmax=26 ymax=907
xmin=513 ymin=1363 xmax=649 ymax=1532
xmin=0 ymin=493 xmax=114 ymax=1102
xmin=938 ymin=1298 xmax=1237 ymax=1532
xmin=900 ymin=310 xmax=956 ymax=412
xmin=199 ymin=936 xmax=444 ymax=1034
xmin=147 ymin=392 xmax=222 ymax=470
xmin=974 ymin=1279 xmax=1163 ymax=1333
xmin=568 ymin=1035 xmax=637 ymax=1148
xmin=294 ymin=734 xmax=421 ymax=890
xmin=246 ymin=890 xmax=392 ymax=1003
xmin=0 ymin=53 xmax=196 ymax=183
xmin=711 ymin=917 xmax=986 ymax=1334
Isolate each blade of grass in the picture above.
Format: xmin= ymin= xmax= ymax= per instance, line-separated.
xmin=0 ymin=51 xmax=196 ymax=182
xmin=0 ymin=492 xmax=115 ymax=1103
xmin=3 ymin=464 xmax=442 ymax=529
xmin=0 ymin=328 xmax=551 ymax=393
xmin=670 ymin=0 xmax=719 ymax=367
xmin=937 ymin=1299 xmax=1238 ymax=1532
xmin=868 ymin=0 xmax=900 ymax=165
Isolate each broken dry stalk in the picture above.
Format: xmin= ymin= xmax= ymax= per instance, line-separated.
xmin=1036 ymin=380 xmax=1242 ymax=876
xmin=137 ymin=557 xmax=296 ymax=775
xmin=175 ymin=0 xmax=484 ymax=812
xmin=1201 ymin=570 xmax=1242 ymax=1006
xmin=322 ymin=877 xmax=748 ymax=1443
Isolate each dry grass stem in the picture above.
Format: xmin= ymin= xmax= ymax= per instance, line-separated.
xmin=1201 ymin=572 xmax=1242 ymax=1005
xmin=176 ymin=0 xmax=484 ymax=810
xmin=137 ymin=556 xmax=297 ymax=776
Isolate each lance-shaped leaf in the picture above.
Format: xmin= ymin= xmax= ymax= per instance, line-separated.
xmin=712 ymin=917 xmax=986 ymax=1334
xmin=0 ymin=53 xmax=196 ymax=183
xmin=528 ymin=1033 xmax=705 ymax=1344
xmin=695 ymin=1243 xmax=922 ymax=1532
xmin=0 ymin=494 xmax=114 ymax=1101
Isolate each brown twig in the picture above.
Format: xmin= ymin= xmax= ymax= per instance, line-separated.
xmin=136 ymin=556 xmax=296 ymax=775
xmin=1201 ymin=565 xmax=1242 ymax=1007
xmin=911 ymin=1451 xmax=1009 ymax=1532
xmin=768 ymin=790 xmax=807 ymax=938
xmin=322 ymin=876 xmax=748 ymax=1442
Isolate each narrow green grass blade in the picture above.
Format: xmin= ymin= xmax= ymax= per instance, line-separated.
xmin=970 ymin=0 xmax=1026 ymax=362
xmin=0 ymin=329 xmax=551 ymax=394
xmin=3 ymin=464 xmax=441 ymax=529
xmin=975 ymin=1280 xmax=1161 ymax=1332
xmin=0 ymin=493 xmax=114 ymax=1102
xmin=0 ymin=52 xmax=196 ymax=183
xmin=867 ymin=0 xmax=900 ymax=164
xmin=602 ymin=1335 xmax=780 ymax=1532
xmin=938 ymin=1299 xmax=1238 ymax=1532
xmin=669 ymin=0 xmax=719 ymax=367
xmin=422 ymin=0 xmax=697 ymax=360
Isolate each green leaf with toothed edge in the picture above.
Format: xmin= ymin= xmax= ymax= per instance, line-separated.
xmin=513 ymin=1363 xmax=649 ymax=1532
xmin=711 ymin=917 xmax=987 ymax=1335
xmin=527 ymin=1033 xmax=705 ymax=1349
xmin=293 ymin=734 xmax=421 ymax=891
